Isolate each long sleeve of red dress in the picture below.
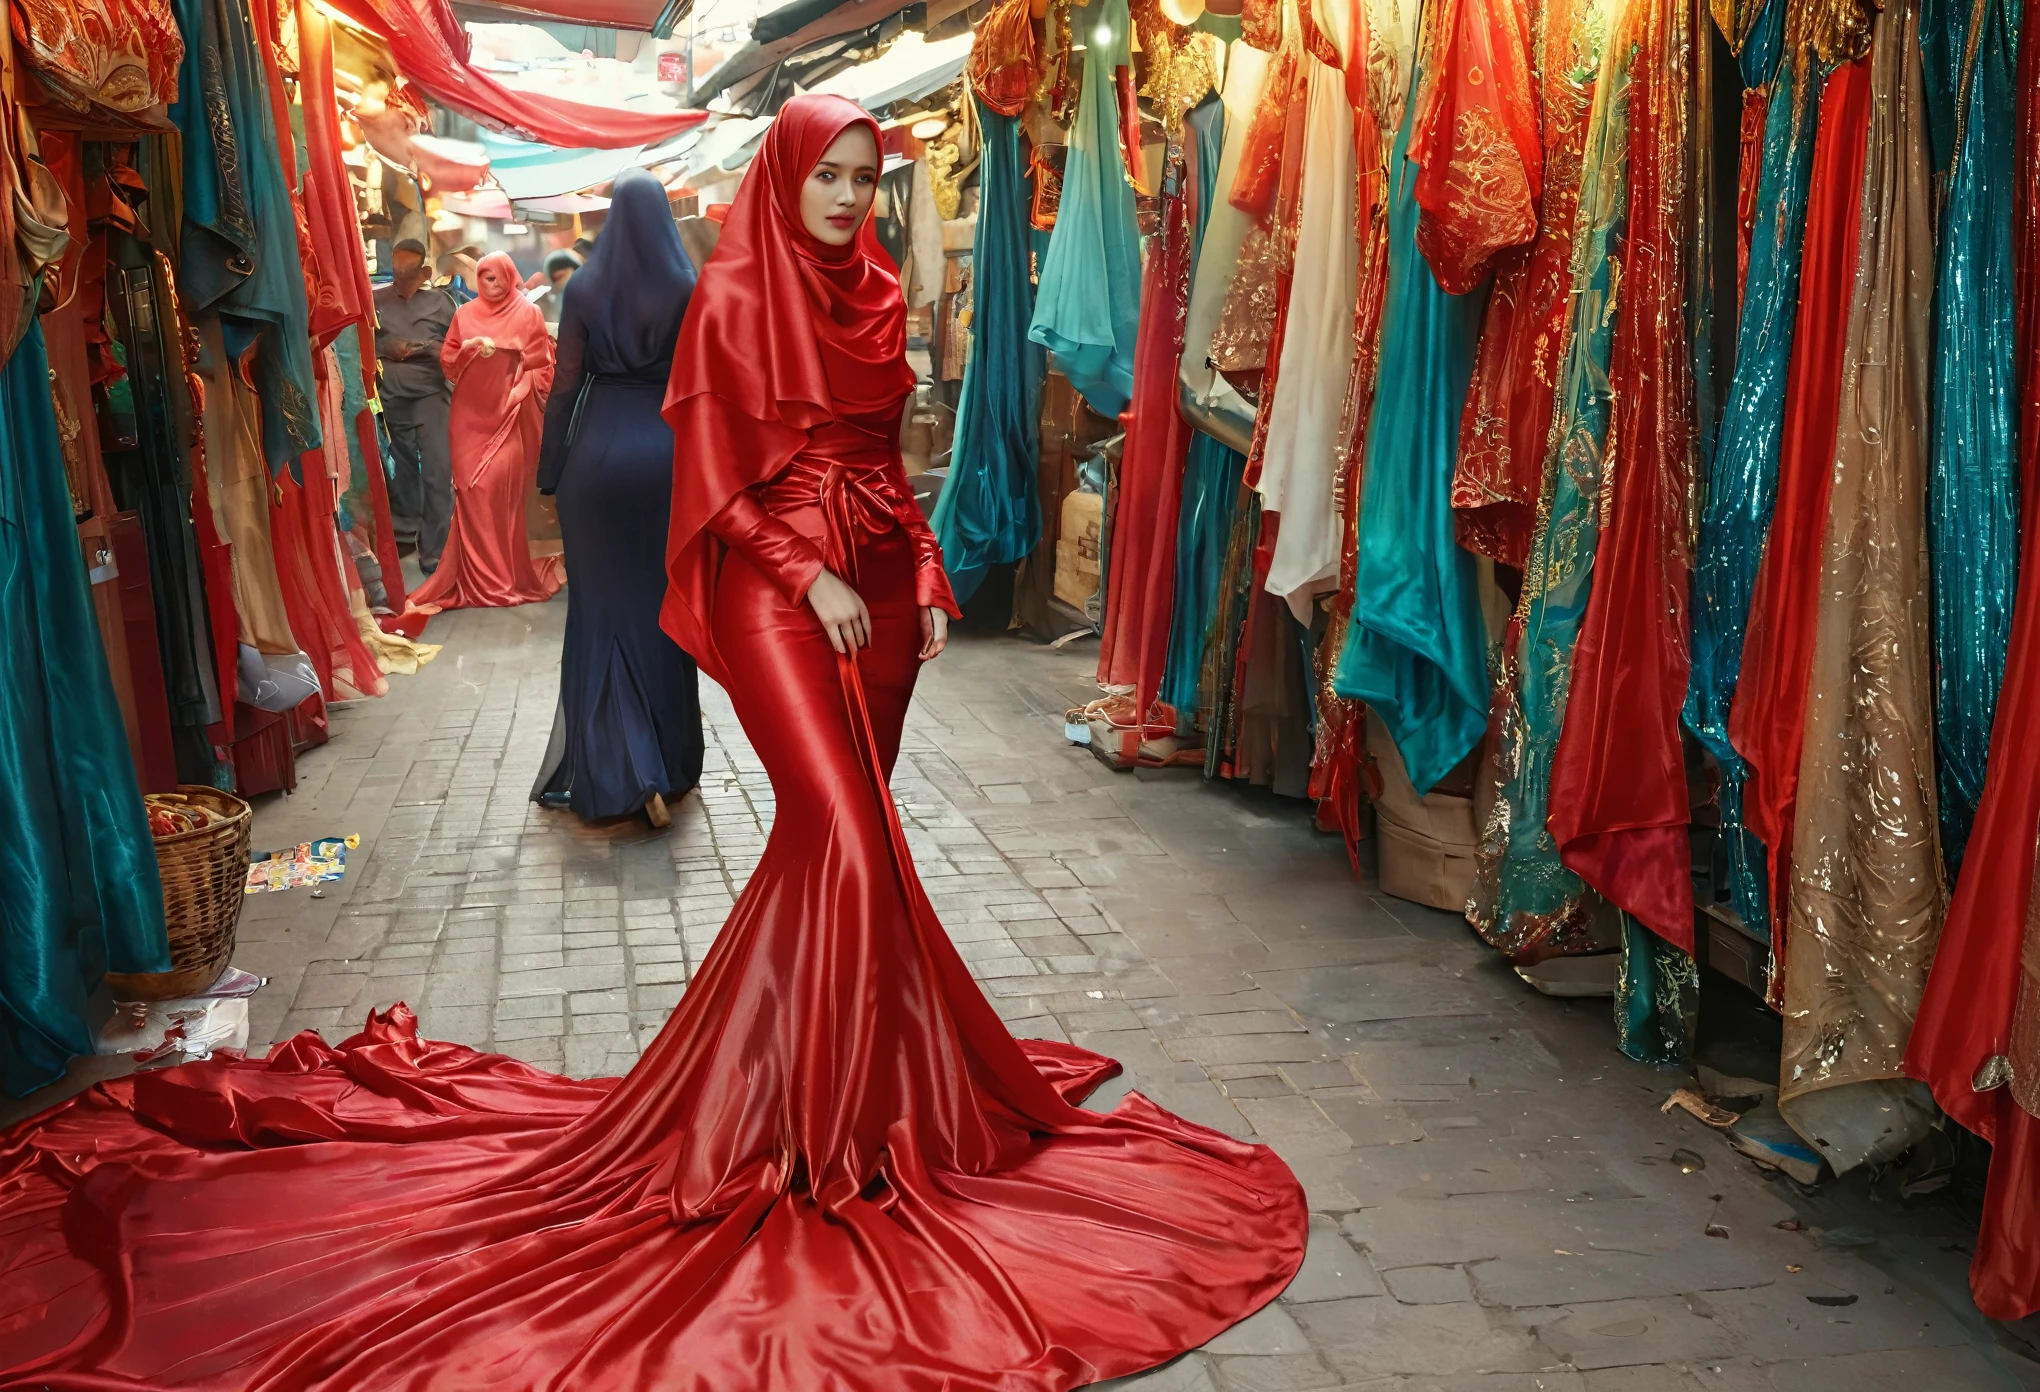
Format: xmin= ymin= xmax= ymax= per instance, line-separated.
xmin=707 ymin=490 xmax=827 ymax=604
xmin=891 ymin=492 xmax=962 ymax=617
xmin=707 ymin=484 xmax=961 ymax=617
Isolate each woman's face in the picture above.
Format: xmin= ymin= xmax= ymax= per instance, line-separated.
xmin=477 ymin=260 xmax=512 ymax=302
xmin=798 ymin=125 xmax=880 ymax=248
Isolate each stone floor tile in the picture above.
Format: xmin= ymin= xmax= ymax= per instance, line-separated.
xmin=293 ymin=972 xmax=369 ymax=1010
xmin=1311 ymin=1093 xmax=1424 ymax=1148
xmin=1379 ymin=1264 xmax=1475 ymax=1306
xmin=1211 ymin=1351 xmax=1345 ymax=1391
xmin=493 ymin=1014 xmax=566 ymax=1043
xmin=412 ymin=1005 xmax=491 ymax=1044
xmin=1534 ymin=1297 xmax=1744 ymax=1371
xmin=494 ymin=994 xmax=564 ymax=1019
xmin=1090 ymin=1353 xmax=1220 ymax=1391
xmin=1285 ymin=1215 xmax=1389 ymax=1303
xmin=1291 ymin=1297 xmax=1558 ymax=1381
xmin=1205 ymin=1302 xmax=1313 ymax=1357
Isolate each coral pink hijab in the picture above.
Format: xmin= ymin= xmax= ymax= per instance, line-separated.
xmin=442 ymin=251 xmax=553 ymax=486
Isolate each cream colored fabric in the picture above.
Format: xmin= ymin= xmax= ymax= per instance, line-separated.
xmin=1257 ymin=49 xmax=1357 ymax=621
xmin=1181 ymin=39 xmax=1272 ymax=425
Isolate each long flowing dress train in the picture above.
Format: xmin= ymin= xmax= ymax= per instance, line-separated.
xmin=0 ymin=96 xmax=1308 ymax=1392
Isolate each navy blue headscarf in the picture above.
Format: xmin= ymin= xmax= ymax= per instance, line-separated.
xmin=564 ymin=169 xmax=697 ymax=377
xmin=537 ymin=170 xmax=696 ymax=491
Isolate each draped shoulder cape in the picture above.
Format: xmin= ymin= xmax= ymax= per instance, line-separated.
xmin=661 ymin=94 xmax=917 ymax=687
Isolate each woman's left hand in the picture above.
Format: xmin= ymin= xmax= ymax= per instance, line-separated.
xmin=919 ymin=606 xmax=949 ymax=661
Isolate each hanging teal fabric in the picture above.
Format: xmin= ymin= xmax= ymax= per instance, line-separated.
xmin=0 ymin=322 xmax=170 ymax=1098
xmin=1928 ymin=0 xmax=2023 ymax=871
xmin=1163 ymin=435 xmax=1245 ymax=714
xmin=1681 ymin=3 xmax=1808 ymax=940
xmin=1027 ymin=0 xmax=1142 ymax=420
xmin=333 ymin=324 xmax=380 ymax=534
xmin=934 ymin=98 xmax=1047 ymax=605
xmin=171 ymin=0 xmax=323 ymax=475
xmin=1332 ymin=74 xmax=1492 ymax=795
xmin=1469 ymin=27 xmax=1629 ymax=961
xmin=1161 ymin=96 xmax=1241 ymax=715
xmin=1614 ymin=912 xmax=1699 ymax=1065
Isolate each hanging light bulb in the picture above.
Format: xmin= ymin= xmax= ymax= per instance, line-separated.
xmin=1093 ymin=20 xmax=1112 ymax=45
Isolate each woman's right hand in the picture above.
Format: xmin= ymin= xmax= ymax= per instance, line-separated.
xmin=806 ymin=569 xmax=871 ymax=654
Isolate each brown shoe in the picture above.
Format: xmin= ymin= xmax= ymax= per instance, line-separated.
xmin=645 ymin=792 xmax=671 ymax=828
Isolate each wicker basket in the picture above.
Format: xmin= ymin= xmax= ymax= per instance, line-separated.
xmin=105 ymin=786 xmax=254 ymax=1002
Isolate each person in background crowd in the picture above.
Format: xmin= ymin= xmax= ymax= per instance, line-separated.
xmin=373 ymin=237 xmax=456 ymax=571
xmin=539 ymin=248 xmax=582 ymax=325
xmin=400 ymin=251 xmax=563 ymax=614
xmin=571 ymin=235 xmax=594 ymax=260
xmin=530 ymin=169 xmax=703 ymax=827
xmin=440 ymin=243 xmax=482 ymax=305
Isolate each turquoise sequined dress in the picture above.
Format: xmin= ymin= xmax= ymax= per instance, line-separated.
xmin=1926 ymin=0 xmax=2024 ymax=871
xmin=1682 ymin=0 xmax=1807 ymax=938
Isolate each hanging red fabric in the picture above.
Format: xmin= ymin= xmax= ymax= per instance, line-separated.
xmin=1094 ymin=144 xmax=1194 ymax=714
xmin=1405 ymin=0 xmax=1541 ymax=294
xmin=297 ymin=0 xmax=409 ymax=614
xmin=1905 ymin=0 xmax=2040 ymax=1320
xmin=298 ymin=0 xmax=376 ymax=352
xmin=323 ymin=0 xmax=706 ymax=149
xmin=1548 ymin=0 xmax=1710 ymax=950
xmin=1726 ymin=55 xmax=1873 ymax=950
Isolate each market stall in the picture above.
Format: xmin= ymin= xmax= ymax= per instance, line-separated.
xmin=0 ymin=0 xmax=710 ymax=1100
xmin=924 ymin=0 xmax=2040 ymax=1321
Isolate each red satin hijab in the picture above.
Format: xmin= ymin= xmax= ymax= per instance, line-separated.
xmin=661 ymin=93 xmax=916 ymax=683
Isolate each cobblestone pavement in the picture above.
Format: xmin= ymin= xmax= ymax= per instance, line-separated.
xmin=95 ymin=601 xmax=2040 ymax=1388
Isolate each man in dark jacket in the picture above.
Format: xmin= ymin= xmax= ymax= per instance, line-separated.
xmin=373 ymin=239 xmax=457 ymax=572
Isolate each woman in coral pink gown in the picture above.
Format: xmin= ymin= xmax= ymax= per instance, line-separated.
xmin=404 ymin=251 xmax=563 ymax=613
xmin=0 ymin=97 xmax=1305 ymax=1391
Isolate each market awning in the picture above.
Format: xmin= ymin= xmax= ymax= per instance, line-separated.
xmin=678 ymin=114 xmax=773 ymax=181
xmin=689 ymin=0 xmax=976 ymax=103
xmin=453 ymin=0 xmax=686 ymax=32
xmin=326 ymin=0 xmax=706 ymax=147
xmin=479 ymin=129 xmax=645 ymax=199
xmin=519 ymin=192 xmax=614 ymax=213
xmin=807 ymin=30 xmax=970 ymax=109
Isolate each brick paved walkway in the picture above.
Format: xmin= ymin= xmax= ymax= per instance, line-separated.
xmin=89 ymin=600 xmax=2040 ymax=1387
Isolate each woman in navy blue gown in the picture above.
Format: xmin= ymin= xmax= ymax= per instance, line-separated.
xmin=533 ymin=170 xmax=705 ymax=825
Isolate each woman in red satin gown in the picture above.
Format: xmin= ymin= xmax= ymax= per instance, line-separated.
xmin=404 ymin=251 xmax=564 ymax=613
xmin=0 ymin=96 xmax=1306 ymax=1391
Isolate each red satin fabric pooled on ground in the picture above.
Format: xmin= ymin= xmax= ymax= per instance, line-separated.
xmin=0 ymin=442 xmax=1306 ymax=1392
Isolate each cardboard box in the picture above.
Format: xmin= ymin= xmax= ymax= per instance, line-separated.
xmin=1366 ymin=710 xmax=1478 ymax=849
xmin=1376 ymin=815 xmax=1477 ymax=914
xmin=1055 ymin=490 xmax=1102 ymax=611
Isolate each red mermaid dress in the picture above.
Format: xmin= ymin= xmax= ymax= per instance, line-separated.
xmin=0 ymin=95 xmax=1307 ymax=1390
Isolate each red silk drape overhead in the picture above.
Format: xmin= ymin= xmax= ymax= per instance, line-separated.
xmin=323 ymin=0 xmax=707 ymax=149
